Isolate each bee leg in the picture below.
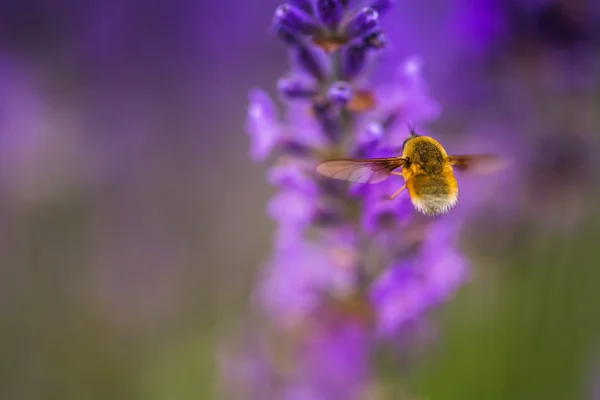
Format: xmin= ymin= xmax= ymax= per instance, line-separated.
xmin=391 ymin=172 xmax=404 ymax=177
xmin=389 ymin=185 xmax=406 ymax=200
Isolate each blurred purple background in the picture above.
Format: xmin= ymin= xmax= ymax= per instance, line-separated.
xmin=1 ymin=0 xmax=600 ymax=399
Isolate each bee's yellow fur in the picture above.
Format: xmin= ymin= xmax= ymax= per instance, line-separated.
xmin=316 ymin=132 xmax=503 ymax=216
xmin=401 ymin=136 xmax=458 ymax=215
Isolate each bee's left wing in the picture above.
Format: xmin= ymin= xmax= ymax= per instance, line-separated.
xmin=447 ymin=154 xmax=508 ymax=174
xmin=316 ymin=157 xmax=406 ymax=184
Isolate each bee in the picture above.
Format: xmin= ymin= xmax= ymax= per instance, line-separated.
xmin=316 ymin=128 xmax=504 ymax=216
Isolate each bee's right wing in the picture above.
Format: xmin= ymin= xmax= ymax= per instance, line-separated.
xmin=316 ymin=157 xmax=406 ymax=184
xmin=447 ymin=154 xmax=508 ymax=174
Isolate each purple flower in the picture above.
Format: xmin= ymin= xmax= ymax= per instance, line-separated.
xmin=361 ymin=186 xmax=413 ymax=234
xmin=341 ymin=31 xmax=387 ymax=80
xmin=291 ymin=39 xmax=328 ymax=81
xmin=327 ymin=81 xmax=353 ymax=105
xmin=282 ymin=321 xmax=372 ymax=398
xmin=370 ymin=222 xmax=470 ymax=337
xmin=246 ymin=89 xmax=283 ymax=161
xmin=344 ymin=7 xmax=379 ymax=40
xmin=363 ymin=31 xmax=387 ymax=49
xmin=266 ymin=160 xmax=326 ymax=249
xmin=354 ymin=121 xmax=385 ymax=155
xmin=274 ymin=4 xmax=322 ymax=36
xmin=268 ymin=190 xmax=319 ymax=248
xmin=370 ymin=261 xmax=424 ymax=336
xmin=268 ymin=161 xmax=319 ymax=194
xmin=256 ymin=234 xmax=358 ymax=328
xmin=369 ymin=56 xmax=441 ymax=145
xmin=284 ymin=102 xmax=329 ymax=149
xmin=316 ymin=0 xmax=343 ymax=30
xmin=278 ymin=74 xmax=320 ymax=99
xmin=419 ymin=222 xmax=470 ymax=301
xmin=233 ymin=1 xmax=474 ymax=397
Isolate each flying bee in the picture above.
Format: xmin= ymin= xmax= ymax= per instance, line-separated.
xmin=316 ymin=128 xmax=505 ymax=216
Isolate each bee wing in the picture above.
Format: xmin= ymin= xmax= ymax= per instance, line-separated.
xmin=316 ymin=157 xmax=406 ymax=184
xmin=447 ymin=154 xmax=508 ymax=174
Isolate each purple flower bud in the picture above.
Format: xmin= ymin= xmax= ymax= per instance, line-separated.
xmin=280 ymin=139 xmax=313 ymax=156
xmin=368 ymin=222 xmax=470 ymax=337
xmin=276 ymin=26 xmax=301 ymax=45
xmin=257 ymin=239 xmax=357 ymax=321
xmin=327 ymin=81 xmax=353 ymax=105
xmin=355 ymin=122 xmax=385 ymax=154
xmin=292 ymin=42 xmax=326 ymax=81
xmin=364 ymin=121 xmax=385 ymax=141
xmin=361 ymin=191 xmax=412 ymax=234
xmin=277 ymin=75 xmax=320 ymax=98
xmin=268 ymin=190 xmax=317 ymax=236
xmin=274 ymin=4 xmax=321 ymax=36
xmin=368 ymin=0 xmax=397 ymax=16
xmin=344 ymin=7 xmax=379 ymax=40
xmin=341 ymin=44 xmax=367 ymax=80
xmin=364 ymin=31 xmax=387 ymax=49
xmin=312 ymin=100 xmax=341 ymax=142
xmin=280 ymin=321 xmax=370 ymax=398
xmin=316 ymin=0 xmax=343 ymax=29
xmin=245 ymin=90 xmax=283 ymax=161
xmin=370 ymin=263 xmax=424 ymax=335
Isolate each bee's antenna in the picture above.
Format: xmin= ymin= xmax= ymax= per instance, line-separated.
xmin=407 ymin=123 xmax=417 ymax=137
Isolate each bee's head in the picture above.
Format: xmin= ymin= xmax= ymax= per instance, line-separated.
xmin=402 ymin=123 xmax=419 ymax=150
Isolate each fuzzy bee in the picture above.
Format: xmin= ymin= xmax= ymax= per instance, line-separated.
xmin=317 ymin=129 xmax=504 ymax=216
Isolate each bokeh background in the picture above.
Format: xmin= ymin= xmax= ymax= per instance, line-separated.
xmin=1 ymin=0 xmax=600 ymax=399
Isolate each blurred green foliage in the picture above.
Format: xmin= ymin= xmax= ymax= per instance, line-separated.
xmin=409 ymin=213 xmax=600 ymax=400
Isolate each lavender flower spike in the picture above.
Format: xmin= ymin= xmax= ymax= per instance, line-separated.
xmin=228 ymin=1 xmax=474 ymax=398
